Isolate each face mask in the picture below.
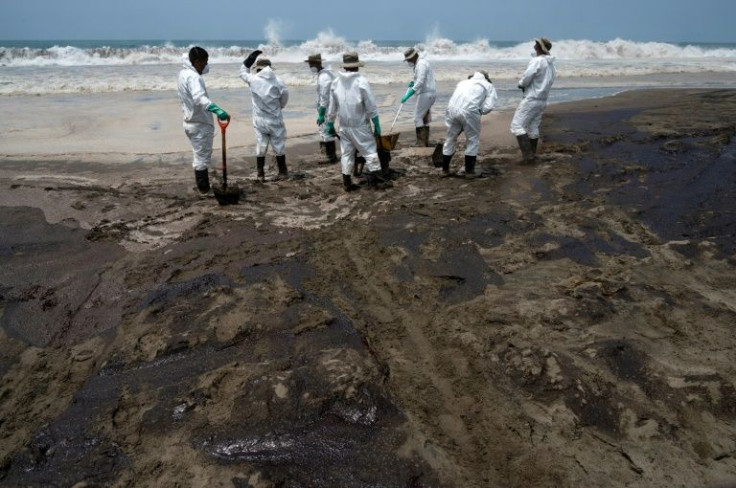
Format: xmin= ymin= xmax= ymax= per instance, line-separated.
xmin=202 ymin=64 xmax=210 ymax=74
xmin=310 ymin=66 xmax=319 ymax=74
xmin=531 ymin=52 xmax=537 ymax=58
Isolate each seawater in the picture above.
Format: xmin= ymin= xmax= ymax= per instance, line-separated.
xmin=1 ymin=36 xmax=735 ymax=96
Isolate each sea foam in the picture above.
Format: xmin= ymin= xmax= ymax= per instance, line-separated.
xmin=1 ymin=35 xmax=734 ymax=95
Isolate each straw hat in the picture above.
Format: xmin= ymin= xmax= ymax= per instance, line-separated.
xmin=404 ymin=47 xmax=419 ymax=61
xmin=535 ymin=38 xmax=552 ymax=54
xmin=342 ymin=51 xmax=365 ymax=68
xmin=255 ymin=57 xmax=271 ymax=72
xmin=304 ymin=53 xmax=322 ymax=64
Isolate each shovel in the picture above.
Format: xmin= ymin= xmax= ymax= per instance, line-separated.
xmin=213 ymin=117 xmax=241 ymax=205
xmin=389 ymin=102 xmax=404 ymax=135
xmin=375 ymin=102 xmax=402 ymax=151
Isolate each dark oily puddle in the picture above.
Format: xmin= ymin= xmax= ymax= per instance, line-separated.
xmin=201 ymin=386 xmax=433 ymax=487
xmin=375 ymin=211 xmax=509 ymax=304
xmin=3 ymin=257 xmax=439 ymax=486
xmin=553 ymin=108 xmax=736 ymax=259
xmin=0 ymin=206 xmax=125 ymax=347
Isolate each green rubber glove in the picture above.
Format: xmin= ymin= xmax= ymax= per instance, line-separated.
xmin=401 ymin=88 xmax=416 ymax=104
xmin=317 ymin=106 xmax=326 ymax=125
xmin=371 ymin=116 xmax=381 ymax=136
xmin=408 ymin=81 xmax=414 ymax=87
xmin=207 ymin=102 xmax=229 ymax=121
xmin=326 ymin=121 xmax=336 ymax=137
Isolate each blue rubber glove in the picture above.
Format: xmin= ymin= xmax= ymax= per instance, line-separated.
xmin=401 ymin=88 xmax=416 ymax=104
xmin=408 ymin=81 xmax=414 ymax=87
xmin=317 ymin=106 xmax=326 ymax=125
xmin=326 ymin=121 xmax=336 ymax=137
xmin=371 ymin=116 xmax=381 ymax=136
xmin=207 ymin=102 xmax=229 ymax=121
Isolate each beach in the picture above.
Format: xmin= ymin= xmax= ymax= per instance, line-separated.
xmin=1 ymin=84 xmax=735 ymax=486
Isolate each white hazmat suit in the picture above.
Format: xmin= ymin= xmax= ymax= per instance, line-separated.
xmin=443 ymin=72 xmax=498 ymax=157
xmin=327 ymin=71 xmax=381 ymax=176
xmin=510 ymin=55 xmax=556 ymax=139
xmin=177 ymin=56 xmax=215 ymax=171
xmin=410 ymin=57 xmax=437 ymax=127
xmin=239 ymin=65 xmax=289 ymax=156
xmin=316 ymin=67 xmax=336 ymax=142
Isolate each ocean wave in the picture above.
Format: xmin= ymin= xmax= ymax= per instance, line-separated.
xmin=2 ymin=36 xmax=736 ymax=67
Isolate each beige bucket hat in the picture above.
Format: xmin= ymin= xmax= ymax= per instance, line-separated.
xmin=404 ymin=47 xmax=419 ymax=61
xmin=342 ymin=51 xmax=365 ymax=68
xmin=535 ymin=38 xmax=552 ymax=54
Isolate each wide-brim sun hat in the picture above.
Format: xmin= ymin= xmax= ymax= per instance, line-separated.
xmin=404 ymin=47 xmax=418 ymax=61
xmin=342 ymin=51 xmax=365 ymax=68
xmin=304 ymin=53 xmax=322 ymax=64
xmin=535 ymin=38 xmax=552 ymax=54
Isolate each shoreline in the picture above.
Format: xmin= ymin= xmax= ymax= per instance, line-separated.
xmin=2 ymin=74 xmax=736 ymax=163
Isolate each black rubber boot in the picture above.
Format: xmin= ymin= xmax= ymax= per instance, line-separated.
xmin=256 ymin=157 xmax=265 ymax=182
xmin=194 ymin=169 xmax=210 ymax=194
xmin=325 ymin=141 xmax=338 ymax=163
xmin=441 ymin=154 xmax=453 ymax=177
xmin=464 ymin=155 xmax=478 ymax=179
xmin=275 ymin=155 xmax=288 ymax=181
xmin=380 ymin=157 xmax=390 ymax=177
xmin=354 ymin=156 xmax=366 ymax=177
xmin=342 ymin=174 xmax=359 ymax=192
xmin=516 ymin=134 xmax=535 ymax=163
xmin=530 ymin=138 xmax=539 ymax=156
xmin=419 ymin=126 xmax=430 ymax=147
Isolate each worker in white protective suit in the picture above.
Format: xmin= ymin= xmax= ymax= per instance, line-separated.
xmin=401 ymin=47 xmax=437 ymax=147
xmin=441 ymin=71 xmax=498 ymax=178
xmin=239 ymin=51 xmax=290 ymax=181
xmin=177 ymin=46 xmax=230 ymax=194
xmin=305 ymin=53 xmax=338 ymax=164
xmin=325 ymin=52 xmax=383 ymax=192
xmin=510 ymin=37 xmax=556 ymax=162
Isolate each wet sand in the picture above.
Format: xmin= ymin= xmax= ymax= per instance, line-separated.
xmin=1 ymin=89 xmax=735 ymax=487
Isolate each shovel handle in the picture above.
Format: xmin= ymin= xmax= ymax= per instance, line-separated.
xmin=218 ymin=116 xmax=231 ymax=132
xmin=389 ymin=103 xmax=403 ymax=135
xmin=220 ymin=118 xmax=229 ymax=188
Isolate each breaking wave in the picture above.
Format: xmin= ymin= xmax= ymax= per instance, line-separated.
xmin=2 ymin=36 xmax=735 ymax=67
xmin=1 ymin=33 xmax=734 ymax=95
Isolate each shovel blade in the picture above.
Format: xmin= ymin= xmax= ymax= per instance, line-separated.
xmin=213 ymin=182 xmax=241 ymax=205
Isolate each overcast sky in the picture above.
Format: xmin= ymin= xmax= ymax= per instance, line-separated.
xmin=1 ymin=0 xmax=734 ymax=43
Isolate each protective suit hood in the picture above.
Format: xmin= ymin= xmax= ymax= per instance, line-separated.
xmin=182 ymin=54 xmax=198 ymax=73
xmin=255 ymin=66 xmax=277 ymax=80
xmin=337 ymin=70 xmax=361 ymax=80
xmin=470 ymin=72 xmax=489 ymax=83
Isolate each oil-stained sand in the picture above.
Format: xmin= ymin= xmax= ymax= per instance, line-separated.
xmin=1 ymin=89 xmax=735 ymax=487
